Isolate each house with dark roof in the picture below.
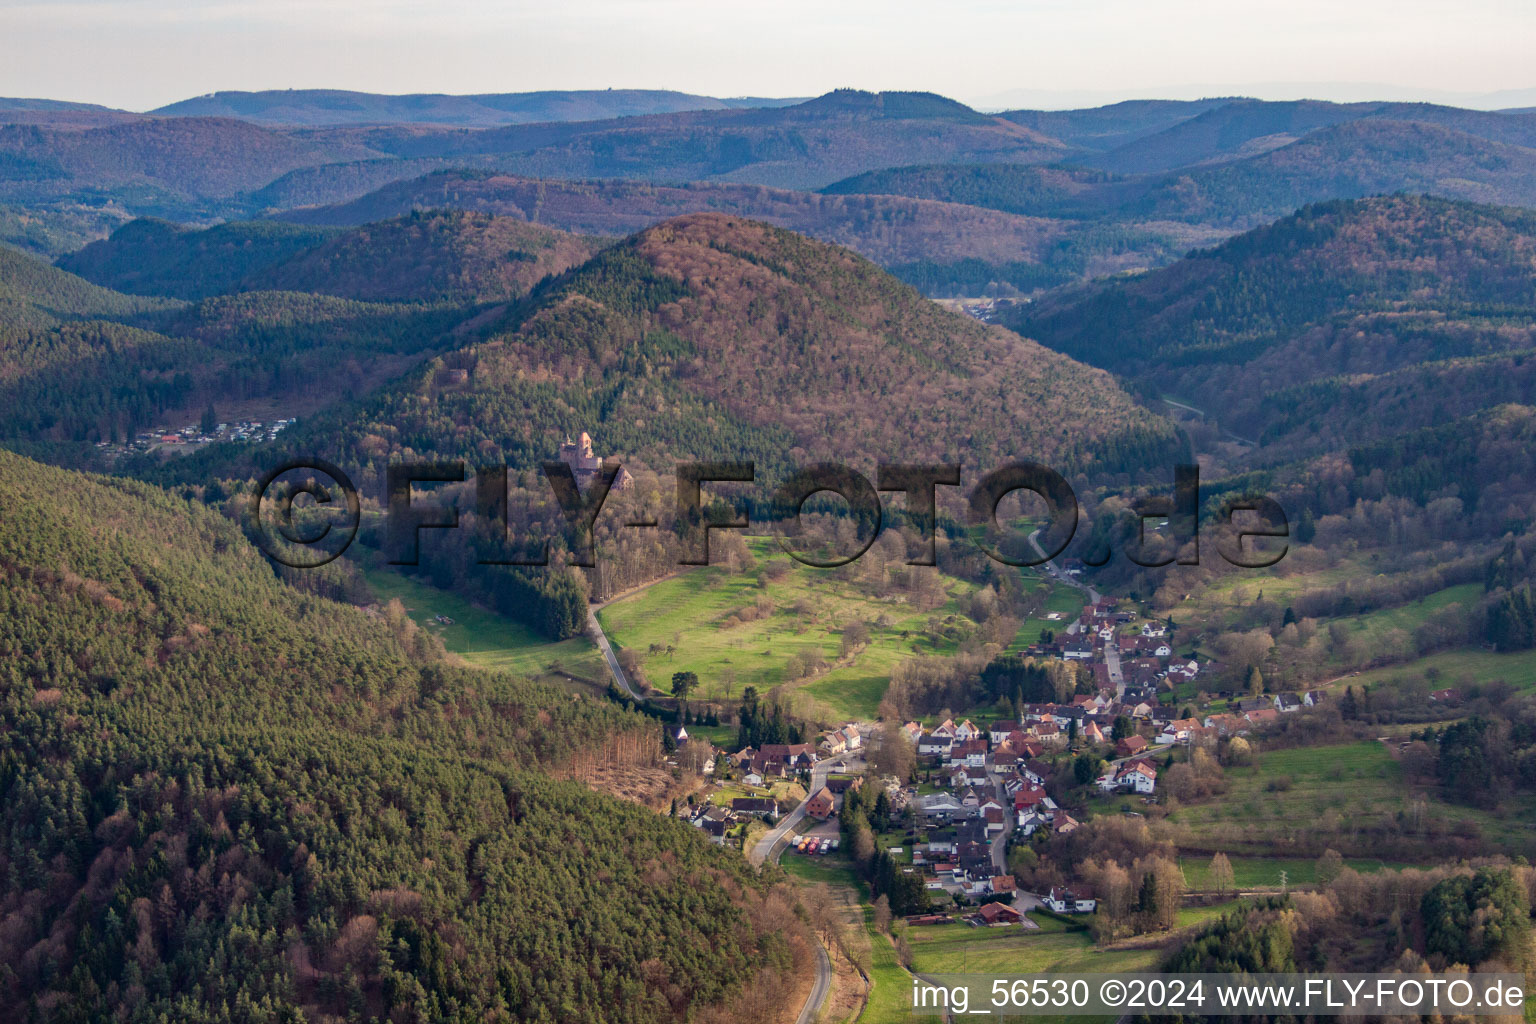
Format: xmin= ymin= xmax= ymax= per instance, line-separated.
xmin=972 ymin=901 xmax=1024 ymax=926
xmin=1044 ymin=885 xmax=1097 ymax=913
xmin=1116 ymin=735 xmax=1148 ymax=758
xmin=731 ymin=797 xmax=779 ymax=817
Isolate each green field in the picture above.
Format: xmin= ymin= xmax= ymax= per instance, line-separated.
xmin=1010 ymin=584 xmax=1088 ymax=650
xmin=1343 ymin=583 xmax=1481 ymax=637
xmin=904 ymin=919 xmax=1155 ymax=975
xmin=1164 ymin=740 xmax=1536 ymax=856
xmin=859 ymin=909 xmax=923 ymax=1023
xmin=1345 ymin=647 xmax=1536 ymax=691
xmin=1178 ymin=855 xmax=1407 ymax=890
xmin=779 ymin=851 xmax=864 ymax=889
xmin=361 ymin=565 xmax=608 ymax=688
xmin=598 ymin=537 xmax=993 ymax=720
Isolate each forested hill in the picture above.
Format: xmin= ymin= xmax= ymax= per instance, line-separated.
xmin=1006 ymin=195 xmax=1536 ymax=457
xmin=254 ymin=212 xmax=1183 ymax=489
xmin=272 ymin=168 xmax=1082 ymax=268
xmin=822 ymin=121 xmax=1536 ymax=228
xmin=267 ymin=168 xmax=1219 ymax=298
xmin=63 ymin=209 xmax=606 ymax=303
xmin=243 ymin=209 xmax=605 ymax=302
xmin=322 ymin=90 xmax=1069 ymax=191
xmin=0 ymin=448 xmax=795 ymax=1021
xmin=0 ymin=242 xmax=176 ymax=327
xmin=57 ymin=218 xmax=345 ymax=300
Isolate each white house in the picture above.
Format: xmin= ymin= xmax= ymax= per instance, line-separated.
xmin=1157 ymin=718 xmax=1201 ymax=746
xmin=990 ymin=721 xmax=1024 ymax=745
xmin=1044 ymin=886 xmax=1098 ymax=913
xmin=1119 ymin=762 xmax=1157 ymax=793
xmin=1097 ymin=761 xmax=1157 ymax=794
xmin=918 ymin=733 xmax=953 ymax=757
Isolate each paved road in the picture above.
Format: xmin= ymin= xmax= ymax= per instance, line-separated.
xmin=797 ymin=940 xmax=833 ymax=1024
xmin=1028 ymin=530 xmax=1124 ymax=697
xmin=587 ymin=578 xmax=833 ymax=1020
xmin=1107 ymin=742 xmax=1172 ymax=769
xmin=748 ymin=762 xmax=831 ymax=866
xmin=1028 ymin=529 xmax=1101 ymax=603
xmin=586 ymin=608 xmax=643 ymax=701
xmin=1102 ymin=637 xmax=1125 ymax=696
xmin=986 ymin=766 xmax=1010 ymax=874
xmin=584 ymin=572 xmax=695 ymax=702
xmin=746 ymin=762 xmax=834 ymax=1023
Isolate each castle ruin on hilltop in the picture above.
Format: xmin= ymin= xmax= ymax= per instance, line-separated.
xmin=558 ymin=431 xmax=634 ymax=491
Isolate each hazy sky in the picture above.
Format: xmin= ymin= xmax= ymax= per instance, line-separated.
xmin=1 ymin=0 xmax=1533 ymax=112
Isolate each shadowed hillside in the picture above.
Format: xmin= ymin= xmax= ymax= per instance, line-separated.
xmin=0 ymin=243 xmax=176 ymax=326
xmin=58 ymin=218 xmax=343 ymax=299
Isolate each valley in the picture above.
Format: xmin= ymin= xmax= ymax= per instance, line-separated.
xmin=4 ymin=71 xmax=1536 ymax=1023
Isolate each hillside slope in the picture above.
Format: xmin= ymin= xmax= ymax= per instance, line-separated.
xmin=1087 ymin=98 xmax=1536 ymax=176
xmin=1084 ymin=99 xmax=1379 ymax=174
xmin=59 ymin=210 xmax=604 ymax=303
xmin=1129 ymin=119 xmax=1536 ymax=225
xmin=0 ymin=447 xmax=794 ymax=1021
xmin=242 ymin=209 xmax=604 ymax=302
xmin=0 ymin=117 xmax=378 ymax=207
xmin=1008 ymin=195 xmax=1536 ymax=457
xmin=998 ymin=98 xmax=1235 ymax=151
xmin=57 ymin=218 xmax=343 ymax=299
xmin=263 ymin=212 xmax=1182 ymax=487
xmin=0 ymin=243 xmax=175 ymax=326
xmin=274 ymin=168 xmax=1076 ymax=262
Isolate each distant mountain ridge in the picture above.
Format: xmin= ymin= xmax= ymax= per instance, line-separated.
xmin=1080 ymin=98 xmax=1536 ymax=174
xmin=267 ymin=168 xmax=1224 ymax=295
xmin=151 ymin=87 xmax=807 ymax=127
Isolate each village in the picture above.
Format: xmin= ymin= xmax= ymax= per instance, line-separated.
xmin=672 ymin=594 xmax=1332 ymax=928
xmin=94 ymin=416 xmax=296 ymax=458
